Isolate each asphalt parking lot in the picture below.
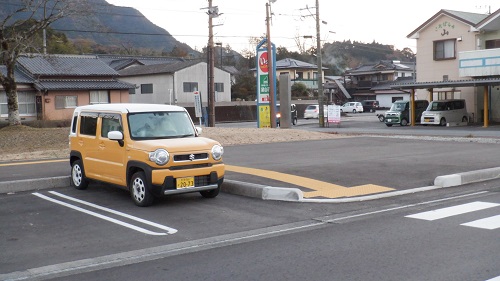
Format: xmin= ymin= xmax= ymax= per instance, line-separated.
xmin=2 ymin=112 xmax=500 ymax=202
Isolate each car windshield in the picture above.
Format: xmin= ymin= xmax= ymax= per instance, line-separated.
xmin=306 ymin=105 xmax=317 ymax=110
xmin=128 ymin=111 xmax=195 ymax=139
xmin=390 ymin=102 xmax=406 ymax=112
xmin=427 ymin=102 xmax=447 ymax=111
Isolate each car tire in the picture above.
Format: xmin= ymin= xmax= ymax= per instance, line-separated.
xmin=400 ymin=119 xmax=408 ymax=126
xmin=385 ymin=124 xmax=393 ymax=127
xmin=439 ymin=118 xmax=447 ymax=126
xmin=129 ymin=171 xmax=154 ymax=207
xmin=200 ymin=178 xmax=222 ymax=198
xmin=71 ymin=159 xmax=89 ymax=190
xmin=352 ymin=110 xmax=357 ymax=113
xmin=378 ymin=115 xmax=385 ymax=122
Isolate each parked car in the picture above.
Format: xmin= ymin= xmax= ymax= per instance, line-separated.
xmin=421 ymin=99 xmax=468 ymax=126
xmin=340 ymin=102 xmax=364 ymax=113
xmin=69 ymin=103 xmax=225 ymax=207
xmin=304 ymin=104 xmax=327 ymax=119
xmin=361 ymin=100 xmax=380 ymax=113
xmin=384 ymin=100 xmax=429 ymax=127
xmin=276 ymin=103 xmax=298 ymax=126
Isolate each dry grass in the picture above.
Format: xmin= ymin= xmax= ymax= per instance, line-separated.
xmin=0 ymin=125 xmax=346 ymax=161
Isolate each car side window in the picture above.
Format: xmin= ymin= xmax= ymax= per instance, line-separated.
xmin=80 ymin=113 xmax=98 ymax=136
xmin=101 ymin=114 xmax=122 ymax=138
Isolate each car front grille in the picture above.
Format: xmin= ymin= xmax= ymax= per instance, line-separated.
xmin=174 ymin=153 xmax=208 ymax=162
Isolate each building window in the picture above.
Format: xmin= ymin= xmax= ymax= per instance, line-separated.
xmin=485 ymin=39 xmax=500 ymax=49
xmin=141 ymin=84 xmax=153 ymax=94
xmin=215 ymin=83 xmax=224 ymax=92
xmin=183 ymin=82 xmax=198 ymax=92
xmin=90 ymin=90 xmax=109 ymax=104
xmin=434 ymin=39 xmax=455 ymax=60
xmin=129 ymin=88 xmax=136 ymax=95
xmin=55 ymin=95 xmax=77 ymax=109
xmin=0 ymin=91 xmax=36 ymax=115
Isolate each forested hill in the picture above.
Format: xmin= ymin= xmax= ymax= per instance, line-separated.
xmin=0 ymin=0 xmax=195 ymax=55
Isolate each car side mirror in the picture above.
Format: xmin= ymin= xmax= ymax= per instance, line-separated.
xmin=195 ymin=127 xmax=203 ymax=136
xmin=108 ymin=131 xmax=124 ymax=147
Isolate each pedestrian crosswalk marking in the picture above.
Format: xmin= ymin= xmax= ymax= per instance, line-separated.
xmin=461 ymin=214 xmax=500 ymax=230
xmin=405 ymin=202 xmax=499 ymax=221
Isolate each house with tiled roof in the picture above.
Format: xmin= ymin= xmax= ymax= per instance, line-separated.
xmin=0 ymin=54 xmax=132 ymax=123
xmin=116 ymin=60 xmax=231 ymax=105
xmin=97 ymin=54 xmax=186 ymax=71
xmin=344 ymin=60 xmax=415 ymax=107
xmin=274 ymin=58 xmax=327 ymax=91
xmin=406 ymin=8 xmax=500 ymax=122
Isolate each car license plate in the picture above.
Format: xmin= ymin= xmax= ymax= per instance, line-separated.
xmin=176 ymin=177 xmax=194 ymax=188
xmin=386 ymin=119 xmax=391 ymax=122
xmin=424 ymin=118 xmax=430 ymax=122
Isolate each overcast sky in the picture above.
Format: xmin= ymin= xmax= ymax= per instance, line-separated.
xmin=105 ymin=0 xmax=498 ymax=53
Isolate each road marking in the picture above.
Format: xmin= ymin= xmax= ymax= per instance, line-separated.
xmin=2 ymin=191 xmax=488 ymax=281
xmin=225 ymin=165 xmax=394 ymax=198
xmin=486 ymin=276 xmax=500 ymax=281
xmin=32 ymin=192 xmax=177 ymax=235
xmin=461 ymin=214 xmax=500 ymax=230
xmin=405 ymin=201 xmax=499 ymax=221
xmin=48 ymin=191 xmax=177 ymax=234
xmin=0 ymin=159 xmax=66 ymax=166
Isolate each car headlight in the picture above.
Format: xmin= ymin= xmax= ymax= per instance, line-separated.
xmin=149 ymin=149 xmax=169 ymax=165
xmin=211 ymin=144 xmax=224 ymax=161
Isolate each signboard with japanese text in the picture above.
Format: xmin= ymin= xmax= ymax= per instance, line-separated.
xmin=193 ymin=91 xmax=202 ymax=118
xmin=327 ymin=104 xmax=341 ymax=124
xmin=256 ymin=39 xmax=276 ymax=128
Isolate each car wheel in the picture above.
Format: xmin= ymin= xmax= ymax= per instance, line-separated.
xmin=71 ymin=159 xmax=88 ymax=190
xmin=378 ymin=115 xmax=385 ymax=122
xmin=400 ymin=119 xmax=408 ymax=126
xmin=385 ymin=124 xmax=393 ymax=127
xmin=200 ymin=178 xmax=222 ymax=198
xmin=352 ymin=110 xmax=357 ymax=113
xmin=439 ymin=118 xmax=447 ymax=126
xmin=129 ymin=171 xmax=154 ymax=207
xmin=462 ymin=116 xmax=468 ymax=123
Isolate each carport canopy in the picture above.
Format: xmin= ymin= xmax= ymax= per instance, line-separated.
xmin=391 ymin=78 xmax=500 ymax=127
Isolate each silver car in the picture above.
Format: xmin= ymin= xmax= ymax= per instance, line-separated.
xmin=304 ymin=104 xmax=327 ymax=119
xmin=340 ymin=102 xmax=364 ymax=113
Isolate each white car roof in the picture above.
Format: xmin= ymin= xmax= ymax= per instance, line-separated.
xmin=73 ymin=103 xmax=187 ymax=114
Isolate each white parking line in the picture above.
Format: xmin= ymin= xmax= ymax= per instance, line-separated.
xmin=48 ymin=191 xmax=177 ymax=234
xmin=32 ymin=192 xmax=177 ymax=236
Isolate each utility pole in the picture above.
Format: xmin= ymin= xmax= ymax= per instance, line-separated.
xmin=207 ymin=0 xmax=216 ymax=127
xmin=266 ymin=1 xmax=276 ymax=128
xmin=316 ymin=0 xmax=324 ymax=127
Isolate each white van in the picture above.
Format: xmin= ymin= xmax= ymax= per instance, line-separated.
xmin=420 ymin=99 xmax=468 ymax=126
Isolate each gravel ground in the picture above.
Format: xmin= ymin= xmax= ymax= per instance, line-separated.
xmin=0 ymin=125 xmax=346 ymax=161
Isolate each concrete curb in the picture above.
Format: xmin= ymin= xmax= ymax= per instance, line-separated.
xmin=0 ymin=176 xmax=69 ymax=194
xmin=2 ymin=167 xmax=500 ymax=202
xmin=434 ymin=167 xmax=500 ymax=187
xmin=222 ymin=180 xmax=302 ymax=201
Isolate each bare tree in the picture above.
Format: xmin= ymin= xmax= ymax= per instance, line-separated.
xmin=0 ymin=0 xmax=86 ymax=126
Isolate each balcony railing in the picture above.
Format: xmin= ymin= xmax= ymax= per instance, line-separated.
xmin=459 ymin=48 xmax=500 ymax=77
